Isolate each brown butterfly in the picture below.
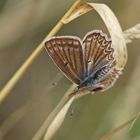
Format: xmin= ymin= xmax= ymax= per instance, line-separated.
xmin=45 ymin=30 xmax=121 ymax=92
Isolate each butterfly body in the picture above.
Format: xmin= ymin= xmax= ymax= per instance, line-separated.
xmin=45 ymin=30 xmax=122 ymax=93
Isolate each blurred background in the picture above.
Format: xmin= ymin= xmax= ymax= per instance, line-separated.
xmin=0 ymin=0 xmax=140 ymax=140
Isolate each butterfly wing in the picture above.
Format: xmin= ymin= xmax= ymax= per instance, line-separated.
xmin=82 ymin=30 xmax=115 ymax=77
xmin=45 ymin=36 xmax=85 ymax=84
xmin=92 ymin=68 xmax=122 ymax=92
xmin=78 ymin=30 xmax=118 ymax=91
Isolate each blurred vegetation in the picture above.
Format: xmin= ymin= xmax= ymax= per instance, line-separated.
xmin=0 ymin=0 xmax=140 ymax=140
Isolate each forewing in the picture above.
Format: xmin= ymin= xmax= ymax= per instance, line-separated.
xmin=45 ymin=37 xmax=85 ymax=84
xmin=82 ymin=30 xmax=115 ymax=76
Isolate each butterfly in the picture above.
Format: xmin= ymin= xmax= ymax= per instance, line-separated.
xmin=45 ymin=30 xmax=122 ymax=93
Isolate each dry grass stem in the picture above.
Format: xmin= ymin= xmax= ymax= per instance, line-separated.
xmin=88 ymin=3 xmax=127 ymax=69
xmin=124 ymin=23 xmax=140 ymax=43
xmin=35 ymin=86 xmax=90 ymax=140
xmin=0 ymin=0 xmax=82 ymax=105
xmin=94 ymin=54 xmax=140 ymax=140
xmin=32 ymin=84 xmax=76 ymax=140
xmin=100 ymin=112 xmax=140 ymax=140
xmin=43 ymin=96 xmax=75 ymax=140
xmin=64 ymin=2 xmax=127 ymax=69
xmin=0 ymin=73 xmax=63 ymax=139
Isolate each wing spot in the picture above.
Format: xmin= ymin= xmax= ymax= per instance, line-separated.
xmin=68 ymin=40 xmax=73 ymax=45
xmin=62 ymin=40 xmax=66 ymax=44
xmin=57 ymin=40 xmax=61 ymax=45
xmin=86 ymin=37 xmax=92 ymax=41
xmin=73 ymin=41 xmax=79 ymax=46
xmin=49 ymin=49 xmax=53 ymax=53
xmin=46 ymin=43 xmax=51 ymax=48
xmin=64 ymin=62 xmax=68 ymax=66
xmin=51 ymin=41 xmax=56 ymax=45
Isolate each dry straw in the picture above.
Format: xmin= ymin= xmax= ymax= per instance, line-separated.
xmin=0 ymin=0 xmax=140 ymax=140
xmin=100 ymin=112 xmax=140 ymax=140
xmin=0 ymin=0 xmax=82 ymax=104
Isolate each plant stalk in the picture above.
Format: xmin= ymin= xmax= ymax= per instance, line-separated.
xmin=0 ymin=0 xmax=82 ymax=105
